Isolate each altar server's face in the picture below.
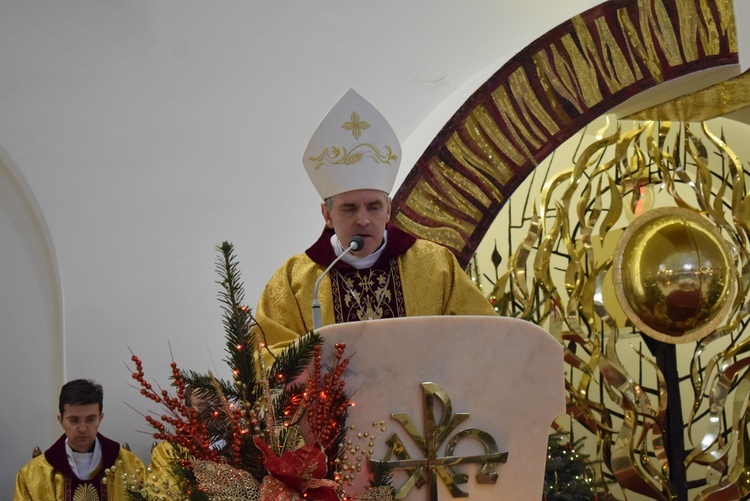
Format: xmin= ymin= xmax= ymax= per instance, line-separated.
xmin=58 ymin=403 xmax=102 ymax=453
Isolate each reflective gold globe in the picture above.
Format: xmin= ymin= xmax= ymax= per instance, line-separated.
xmin=612 ymin=207 xmax=736 ymax=343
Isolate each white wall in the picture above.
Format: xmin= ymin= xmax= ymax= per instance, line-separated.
xmin=0 ymin=0 xmax=628 ymax=494
xmin=1 ymin=148 xmax=63 ymax=487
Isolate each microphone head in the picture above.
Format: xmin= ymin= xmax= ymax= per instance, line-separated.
xmin=349 ymin=235 xmax=365 ymax=251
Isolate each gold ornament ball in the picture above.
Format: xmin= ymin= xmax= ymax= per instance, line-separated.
xmin=613 ymin=207 xmax=736 ymax=343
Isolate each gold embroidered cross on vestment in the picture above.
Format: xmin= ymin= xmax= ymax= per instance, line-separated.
xmin=335 ymin=266 xmax=393 ymax=321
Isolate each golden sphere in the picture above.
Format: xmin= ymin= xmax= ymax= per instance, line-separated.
xmin=613 ymin=207 xmax=736 ymax=343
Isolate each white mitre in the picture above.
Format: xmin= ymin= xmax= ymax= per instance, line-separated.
xmin=302 ymin=88 xmax=401 ymax=200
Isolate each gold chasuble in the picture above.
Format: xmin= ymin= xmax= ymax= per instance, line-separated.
xmin=254 ymin=224 xmax=497 ymax=355
xmin=147 ymin=441 xmax=185 ymax=498
xmin=14 ymin=433 xmax=144 ymax=501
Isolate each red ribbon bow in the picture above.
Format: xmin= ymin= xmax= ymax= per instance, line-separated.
xmin=254 ymin=437 xmax=339 ymax=501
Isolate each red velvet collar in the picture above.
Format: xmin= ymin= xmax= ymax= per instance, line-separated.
xmin=44 ymin=432 xmax=121 ymax=480
xmin=305 ymin=223 xmax=416 ymax=269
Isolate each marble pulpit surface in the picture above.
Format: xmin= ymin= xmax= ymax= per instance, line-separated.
xmin=314 ymin=315 xmax=565 ymax=501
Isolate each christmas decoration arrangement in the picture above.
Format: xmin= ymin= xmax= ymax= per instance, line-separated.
xmin=543 ymin=433 xmax=608 ymax=501
xmin=117 ymin=242 xmax=395 ymax=501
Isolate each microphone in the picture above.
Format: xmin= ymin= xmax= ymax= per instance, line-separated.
xmin=312 ymin=235 xmax=365 ymax=330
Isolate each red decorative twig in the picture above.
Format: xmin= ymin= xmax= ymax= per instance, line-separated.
xmin=304 ymin=343 xmax=352 ymax=452
xmin=126 ymin=351 xmax=221 ymax=464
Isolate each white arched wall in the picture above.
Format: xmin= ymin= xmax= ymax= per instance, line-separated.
xmin=0 ymin=148 xmax=63 ymax=485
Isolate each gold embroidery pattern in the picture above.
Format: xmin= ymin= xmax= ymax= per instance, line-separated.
xmin=309 ymin=110 xmax=396 ymax=169
xmin=341 ymin=111 xmax=370 ymax=139
xmin=331 ymin=259 xmax=404 ymax=322
xmin=308 ymin=143 xmax=398 ymax=170
xmin=72 ymin=483 xmax=100 ymax=501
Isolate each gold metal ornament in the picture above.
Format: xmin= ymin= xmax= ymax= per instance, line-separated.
xmin=482 ymin=119 xmax=750 ymax=500
xmin=369 ymin=382 xmax=507 ymax=500
xmin=612 ymin=206 xmax=737 ymax=343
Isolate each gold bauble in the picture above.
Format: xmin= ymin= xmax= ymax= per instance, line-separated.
xmin=612 ymin=207 xmax=736 ymax=343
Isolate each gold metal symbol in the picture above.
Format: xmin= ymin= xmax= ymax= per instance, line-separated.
xmin=369 ymin=382 xmax=508 ymax=500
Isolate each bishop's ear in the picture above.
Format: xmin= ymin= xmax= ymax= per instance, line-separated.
xmin=321 ymin=202 xmax=334 ymax=228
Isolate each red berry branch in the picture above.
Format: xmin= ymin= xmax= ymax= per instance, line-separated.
xmin=126 ymin=353 xmax=221 ymax=464
xmin=304 ymin=343 xmax=352 ymax=453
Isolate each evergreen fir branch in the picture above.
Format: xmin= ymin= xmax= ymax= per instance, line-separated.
xmin=273 ymin=382 xmax=307 ymax=429
xmin=369 ymin=459 xmax=397 ymax=497
xmin=277 ymin=421 xmax=304 ymax=453
xmin=494 ymin=291 xmax=514 ymax=317
xmin=168 ymin=445 xmax=210 ymax=501
xmin=176 ymin=369 xmax=242 ymax=456
xmin=235 ymin=437 xmax=266 ymax=482
xmin=180 ymin=370 xmax=239 ymax=402
xmin=215 ymin=241 xmax=258 ymax=402
xmin=268 ymin=330 xmax=323 ymax=389
xmin=125 ymin=490 xmax=148 ymax=501
xmin=544 ymin=432 xmax=605 ymax=501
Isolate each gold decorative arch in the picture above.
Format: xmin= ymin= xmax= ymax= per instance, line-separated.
xmin=391 ymin=0 xmax=739 ymax=268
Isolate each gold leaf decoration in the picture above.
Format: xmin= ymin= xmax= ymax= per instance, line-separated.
xmin=72 ymin=483 xmax=100 ymax=501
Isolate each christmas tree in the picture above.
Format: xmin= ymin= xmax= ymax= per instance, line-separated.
xmin=543 ymin=432 xmax=604 ymax=501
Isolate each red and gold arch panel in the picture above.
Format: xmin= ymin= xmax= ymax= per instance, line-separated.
xmin=391 ymin=0 xmax=738 ymax=267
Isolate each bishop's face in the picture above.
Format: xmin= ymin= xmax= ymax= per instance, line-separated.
xmin=321 ymin=189 xmax=391 ymax=258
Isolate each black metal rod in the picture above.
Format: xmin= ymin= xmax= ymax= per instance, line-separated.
xmin=643 ymin=336 xmax=687 ymax=501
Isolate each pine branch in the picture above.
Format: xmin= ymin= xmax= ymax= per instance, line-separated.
xmin=215 ymin=241 xmax=258 ymax=402
xmin=369 ymin=459 xmax=397 ymax=496
xmin=180 ymin=370 xmax=239 ymax=402
xmin=235 ymin=437 xmax=266 ymax=482
xmin=274 ymin=382 xmax=307 ymax=428
xmin=267 ymin=330 xmax=323 ymax=389
xmin=125 ymin=490 xmax=148 ymax=501
xmin=544 ymin=432 xmax=604 ymax=500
